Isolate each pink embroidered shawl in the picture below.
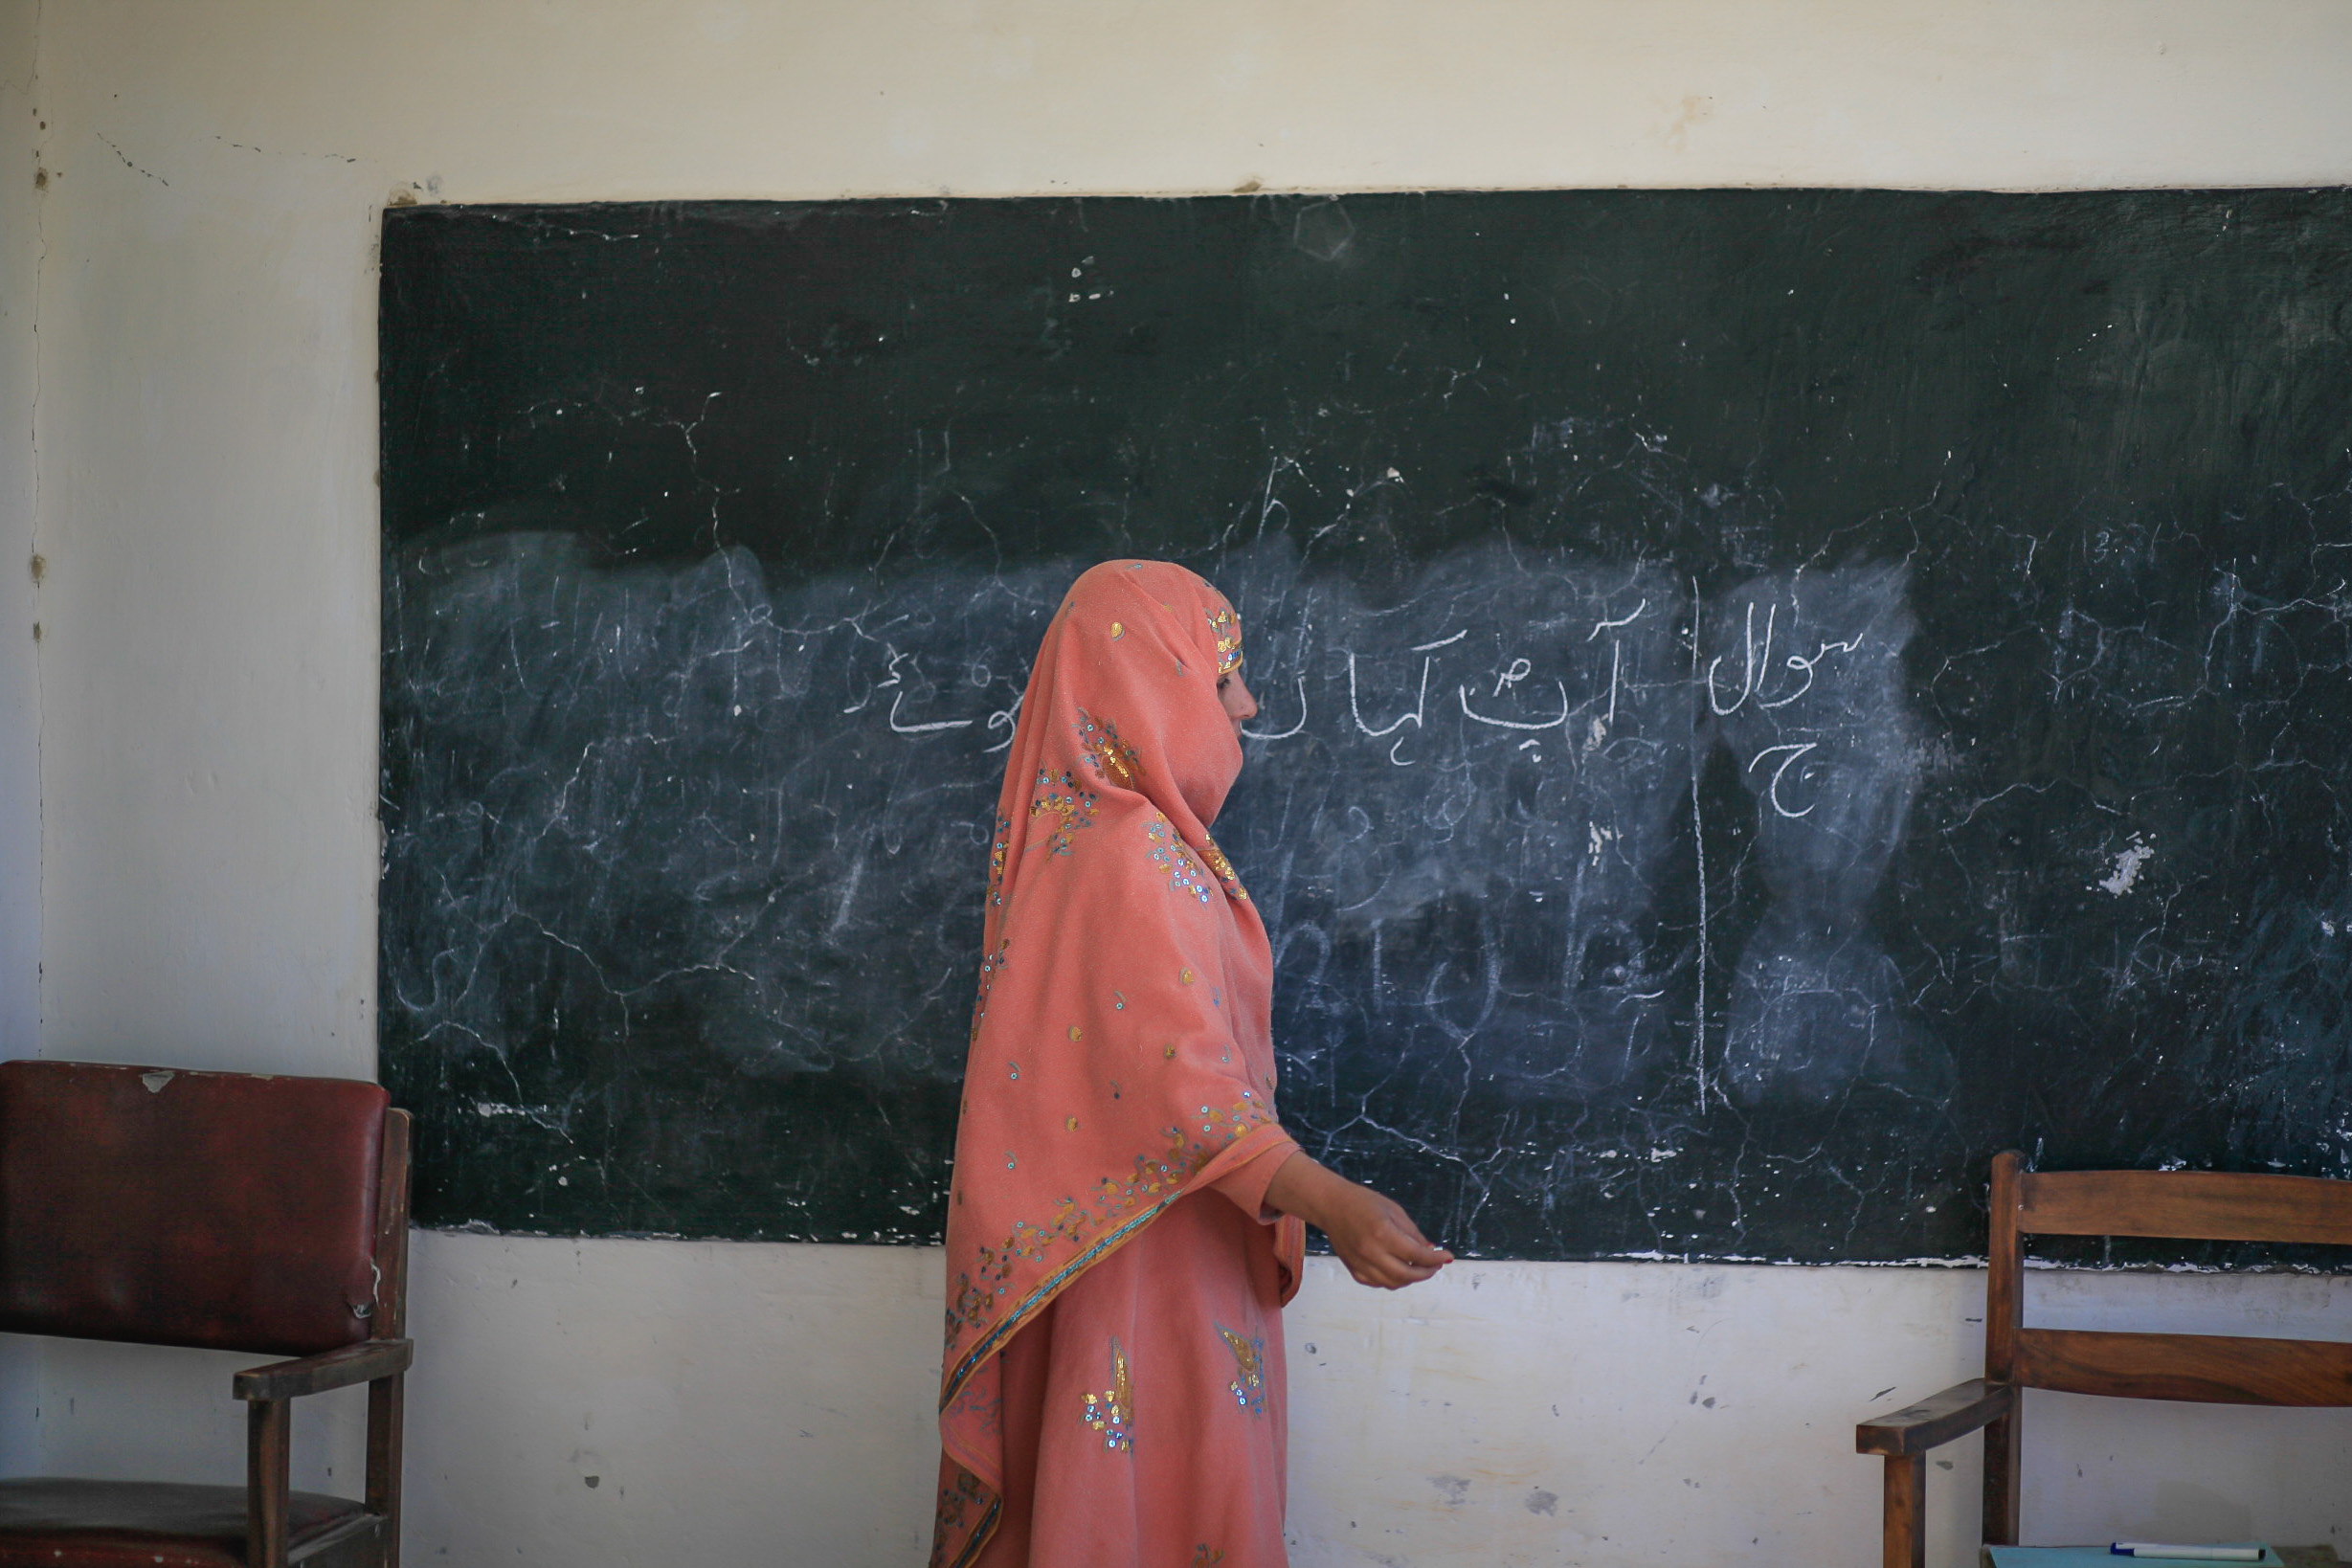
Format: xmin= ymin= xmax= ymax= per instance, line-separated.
xmin=933 ymin=560 xmax=1305 ymax=1564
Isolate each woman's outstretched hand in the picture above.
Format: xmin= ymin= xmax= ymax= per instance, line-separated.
xmin=1264 ymin=1151 xmax=1454 ymax=1288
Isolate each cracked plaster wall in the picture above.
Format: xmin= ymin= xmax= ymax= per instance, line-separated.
xmin=9 ymin=2 xmax=2352 ymax=1563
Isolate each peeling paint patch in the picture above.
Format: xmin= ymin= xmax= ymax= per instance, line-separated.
xmin=2095 ymin=833 xmax=2153 ymax=896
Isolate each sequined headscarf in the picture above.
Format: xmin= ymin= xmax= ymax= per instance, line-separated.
xmin=933 ymin=560 xmax=1301 ymax=1560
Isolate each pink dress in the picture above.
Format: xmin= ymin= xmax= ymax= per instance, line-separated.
xmin=932 ymin=562 xmax=1305 ymax=1568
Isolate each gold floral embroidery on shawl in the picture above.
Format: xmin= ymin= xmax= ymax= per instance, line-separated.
xmin=967 ymin=941 xmax=1008 ymax=1044
xmin=984 ymin=814 xmax=1012 ymax=907
xmin=1145 ymin=816 xmax=1215 ymax=905
xmin=1198 ymin=835 xmax=1250 ymax=901
xmin=1217 ymin=1325 xmax=1266 ymax=1416
xmin=1028 ymin=770 xmax=1098 ymax=855
xmin=1205 ymin=605 xmax=1243 ymax=675
xmin=1073 ymin=707 xmax=1141 ymax=790
xmin=1081 ymin=1338 xmax=1135 ymax=1451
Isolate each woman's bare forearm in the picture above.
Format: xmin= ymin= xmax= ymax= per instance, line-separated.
xmin=1264 ymin=1149 xmax=1454 ymax=1289
xmin=1263 ymin=1149 xmax=1355 ymax=1232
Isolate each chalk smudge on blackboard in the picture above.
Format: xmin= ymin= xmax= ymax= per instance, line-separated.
xmin=1706 ymin=565 xmax=1938 ymax=1107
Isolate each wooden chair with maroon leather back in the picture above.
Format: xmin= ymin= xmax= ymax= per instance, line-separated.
xmin=1855 ymin=1149 xmax=2352 ymax=1568
xmin=0 ymin=1061 xmax=414 ymax=1568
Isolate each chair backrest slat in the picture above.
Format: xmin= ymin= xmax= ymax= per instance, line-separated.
xmin=0 ymin=1060 xmax=392 ymax=1355
xmin=373 ymin=1109 xmax=413 ymax=1340
xmin=1971 ymin=1152 xmax=2352 ymax=1556
xmin=2019 ymin=1167 xmax=2352 ymax=1244
xmin=2013 ymin=1326 xmax=2352 ymax=1405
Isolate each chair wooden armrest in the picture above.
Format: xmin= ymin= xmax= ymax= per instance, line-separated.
xmin=233 ymin=1338 xmax=413 ymax=1402
xmin=235 ymin=1339 xmax=413 ymax=1566
xmin=1855 ymin=1378 xmax=2015 ymax=1455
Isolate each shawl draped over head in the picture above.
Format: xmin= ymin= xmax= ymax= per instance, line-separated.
xmin=934 ymin=560 xmax=1305 ymax=1562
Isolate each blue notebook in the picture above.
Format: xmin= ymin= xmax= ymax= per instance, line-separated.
xmin=1984 ymin=1551 xmax=2280 ymax=1567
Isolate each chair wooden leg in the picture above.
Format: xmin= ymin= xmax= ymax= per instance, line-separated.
xmin=1883 ymin=1452 xmax=1926 ymax=1568
xmin=1982 ymin=1407 xmax=2021 ymax=1545
xmin=247 ymin=1398 xmax=291 ymax=1568
xmin=368 ymin=1374 xmax=406 ymax=1568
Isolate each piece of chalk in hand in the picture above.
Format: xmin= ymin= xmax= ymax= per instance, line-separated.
xmin=2111 ymin=1547 xmax=2265 ymax=1563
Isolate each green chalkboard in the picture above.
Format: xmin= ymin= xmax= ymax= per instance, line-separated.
xmin=380 ymin=190 xmax=2352 ymax=1264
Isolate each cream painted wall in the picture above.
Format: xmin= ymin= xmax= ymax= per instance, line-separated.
xmin=0 ymin=0 xmax=41 ymax=1482
xmin=0 ymin=0 xmax=38 ymax=1068
xmin=13 ymin=3 xmax=2352 ymax=1564
xmin=29 ymin=1241 xmax=2352 ymax=1566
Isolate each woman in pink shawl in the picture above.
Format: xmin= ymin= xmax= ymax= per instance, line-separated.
xmin=932 ymin=560 xmax=1452 ymax=1568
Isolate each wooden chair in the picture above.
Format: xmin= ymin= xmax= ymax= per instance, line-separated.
xmin=0 ymin=1061 xmax=414 ymax=1568
xmin=1855 ymin=1149 xmax=2352 ymax=1568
